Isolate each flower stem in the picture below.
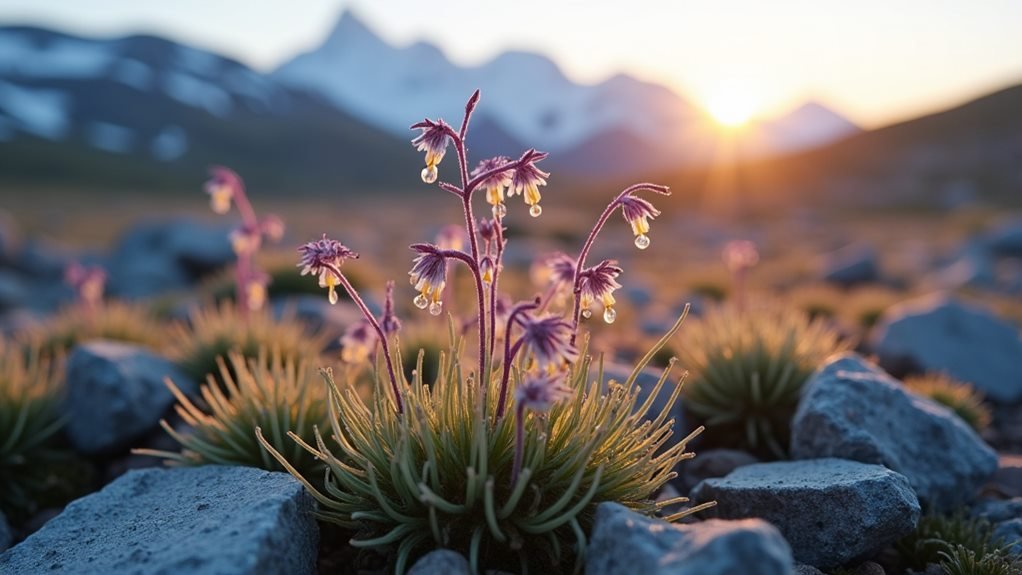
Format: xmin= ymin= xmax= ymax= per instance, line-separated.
xmin=569 ymin=183 xmax=670 ymax=345
xmin=438 ymin=249 xmax=487 ymax=382
xmin=511 ymin=402 xmax=526 ymax=485
xmin=488 ymin=213 xmax=505 ymax=359
xmin=325 ymin=262 xmax=403 ymax=415
xmin=495 ymin=298 xmax=541 ymax=419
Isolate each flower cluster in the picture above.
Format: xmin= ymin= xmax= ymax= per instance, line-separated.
xmin=296 ymin=91 xmax=672 ymax=438
xmin=204 ymin=167 xmax=285 ymax=314
xmin=259 ymin=88 xmax=707 ymax=571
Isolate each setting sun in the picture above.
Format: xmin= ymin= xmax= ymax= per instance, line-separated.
xmin=707 ymin=94 xmax=756 ymax=127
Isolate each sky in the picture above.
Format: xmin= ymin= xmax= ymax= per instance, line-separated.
xmin=1 ymin=0 xmax=1020 ymax=128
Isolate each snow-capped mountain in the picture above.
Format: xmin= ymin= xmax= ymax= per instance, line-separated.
xmin=274 ymin=11 xmax=705 ymax=156
xmin=0 ymin=15 xmax=861 ymax=191
xmin=274 ymin=11 xmax=859 ymax=168
xmin=0 ymin=26 xmax=410 ymax=191
xmin=748 ymin=101 xmax=860 ymax=154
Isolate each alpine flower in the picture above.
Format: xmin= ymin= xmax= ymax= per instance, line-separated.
xmin=411 ymin=118 xmax=452 ymax=184
xmin=619 ymin=194 xmax=661 ymax=250
xmin=509 ymin=149 xmax=549 ymax=218
xmin=408 ymin=244 xmax=448 ymax=316
xmin=578 ymin=259 xmax=623 ymax=324
xmin=297 ymin=235 xmax=359 ymax=305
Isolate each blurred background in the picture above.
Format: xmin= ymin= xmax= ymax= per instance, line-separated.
xmin=0 ymin=0 xmax=1020 ymax=327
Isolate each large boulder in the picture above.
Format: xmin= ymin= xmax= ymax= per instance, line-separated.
xmin=790 ymin=353 xmax=998 ymax=510
xmin=0 ymin=466 xmax=318 ymax=574
xmin=407 ymin=549 xmax=472 ymax=575
xmin=690 ymin=458 xmax=919 ymax=569
xmin=869 ymin=295 xmax=1022 ymax=403
xmin=586 ymin=502 xmax=793 ymax=575
xmin=65 ymin=341 xmax=196 ymax=455
xmin=108 ymin=219 xmax=234 ymax=299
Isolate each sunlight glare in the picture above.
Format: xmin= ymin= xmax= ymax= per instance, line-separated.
xmin=708 ymin=93 xmax=756 ymax=127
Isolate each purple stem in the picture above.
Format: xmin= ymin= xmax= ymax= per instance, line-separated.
xmin=324 ymin=262 xmax=403 ymax=415
xmin=230 ymin=181 xmax=259 ymax=318
xmin=511 ymin=402 xmax=526 ymax=485
xmin=488 ymin=214 xmax=505 ymax=359
xmin=495 ymin=297 xmax=542 ymax=419
xmin=437 ymin=249 xmax=487 ymax=381
xmin=569 ymin=183 xmax=670 ymax=345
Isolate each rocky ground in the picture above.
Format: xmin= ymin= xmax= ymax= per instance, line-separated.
xmin=1 ymin=212 xmax=1021 ymax=574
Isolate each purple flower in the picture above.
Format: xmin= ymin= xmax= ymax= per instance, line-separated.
xmin=65 ymin=263 xmax=106 ymax=306
xmin=515 ymin=370 xmax=573 ymax=412
xmin=244 ymin=270 xmax=271 ymax=312
xmin=260 ymin=215 xmax=286 ymax=243
xmin=410 ymin=118 xmax=452 ymax=183
xmin=508 ymin=149 xmax=550 ymax=218
xmin=230 ymin=225 xmax=261 ymax=256
xmin=619 ymin=195 xmax=661 ymax=250
xmin=518 ymin=313 xmax=579 ymax=370
xmin=409 ymin=243 xmax=448 ymax=316
xmin=478 ymin=218 xmax=498 ymax=244
xmin=381 ymin=280 xmax=402 ymax=336
xmin=532 ymin=252 xmax=576 ymax=288
xmin=722 ymin=240 xmax=760 ymax=272
xmin=340 ymin=319 xmax=379 ymax=364
xmin=472 ymin=156 xmax=512 ymax=214
xmin=578 ymin=259 xmax=623 ymax=324
xmin=480 ymin=256 xmax=495 ymax=285
xmin=205 ymin=166 xmax=241 ymax=215
xmin=297 ymin=235 xmax=359 ymax=305
xmin=435 ymin=225 xmax=467 ymax=252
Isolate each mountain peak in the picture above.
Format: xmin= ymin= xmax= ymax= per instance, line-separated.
xmin=324 ymin=10 xmax=381 ymax=49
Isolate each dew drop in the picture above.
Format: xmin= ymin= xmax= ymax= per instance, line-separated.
xmin=582 ymin=308 xmax=592 ymax=319
xmin=414 ymin=294 xmax=429 ymax=309
xmin=529 ymin=204 xmax=542 ymax=218
xmin=328 ymin=289 xmax=339 ymax=305
xmin=421 ymin=165 xmax=438 ymax=184
xmin=634 ymin=234 xmax=651 ymax=250
xmin=429 ymin=301 xmax=443 ymax=316
xmin=493 ymin=203 xmax=507 ymax=218
xmin=603 ymin=307 xmax=617 ymax=324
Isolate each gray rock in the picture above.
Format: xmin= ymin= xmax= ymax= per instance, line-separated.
xmin=586 ymin=502 xmax=793 ymax=575
xmin=988 ymin=220 xmax=1022 ymax=258
xmin=972 ymin=498 xmax=1022 ymax=555
xmin=793 ymin=565 xmax=824 ymax=575
xmin=680 ymin=449 xmax=759 ymax=491
xmin=0 ymin=270 xmax=28 ymax=312
xmin=869 ymin=295 xmax=1022 ymax=403
xmin=690 ymin=458 xmax=920 ymax=569
xmin=108 ymin=219 xmax=234 ymax=298
xmin=988 ymin=454 xmax=1022 ymax=498
xmin=933 ymin=241 xmax=997 ymax=290
xmin=108 ymin=255 xmax=191 ymax=300
xmin=65 ymin=341 xmax=196 ymax=455
xmin=0 ymin=511 xmax=10 ymax=553
xmin=408 ymin=549 xmax=471 ymax=575
xmin=0 ymin=466 xmax=318 ymax=575
xmin=791 ymin=353 xmax=997 ymax=510
xmin=822 ymin=245 xmax=880 ymax=286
